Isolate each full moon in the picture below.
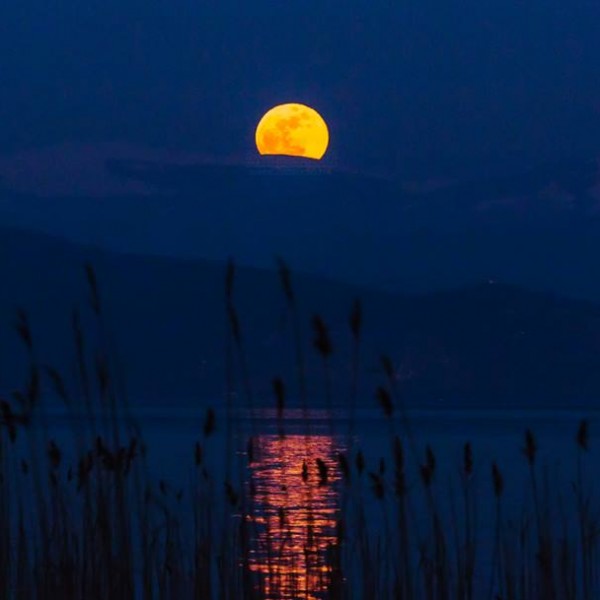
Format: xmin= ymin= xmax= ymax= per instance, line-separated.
xmin=255 ymin=103 xmax=329 ymax=160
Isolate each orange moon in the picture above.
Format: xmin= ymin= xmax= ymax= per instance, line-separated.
xmin=255 ymin=103 xmax=329 ymax=160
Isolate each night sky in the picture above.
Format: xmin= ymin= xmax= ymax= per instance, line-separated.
xmin=1 ymin=0 xmax=599 ymax=180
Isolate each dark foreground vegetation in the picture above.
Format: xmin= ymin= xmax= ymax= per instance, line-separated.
xmin=0 ymin=261 xmax=599 ymax=599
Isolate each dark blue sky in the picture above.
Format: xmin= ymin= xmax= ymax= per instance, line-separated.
xmin=1 ymin=0 xmax=599 ymax=179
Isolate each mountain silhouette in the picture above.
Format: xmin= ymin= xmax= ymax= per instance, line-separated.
xmin=1 ymin=156 xmax=599 ymax=299
xmin=2 ymin=225 xmax=600 ymax=408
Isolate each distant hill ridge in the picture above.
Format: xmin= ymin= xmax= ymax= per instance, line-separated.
xmin=2 ymin=225 xmax=600 ymax=408
xmin=1 ymin=156 xmax=600 ymax=299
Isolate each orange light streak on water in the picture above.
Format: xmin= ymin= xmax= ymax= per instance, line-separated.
xmin=247 ymin=434 xmax=343 ymax=599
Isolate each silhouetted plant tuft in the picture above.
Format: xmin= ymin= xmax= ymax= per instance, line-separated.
xmin=369 ymin=472 xmax=385 ymax=500
xmin=47 ymin=440 xmax=61 ymax=469
xmin=337 ymin=452 xmax=350 ymax=484
xmin=376 ymin=386 xmax=393 ymax=418
xmin=227 ymin=304 xmax=242 ymax=345
xmin=577 ymin=419 xmax=589 ymax=452
xmin=45 ymin=367 xmax=69 ymax=404
xmin=316 ymin=458 xmax=329 ymax=486
xmin=203 ymin=407 xmax=216 ymax=437
xmin=523 ymin=428 xmax=537 ymax=465
xmin=312 ymin=314 xmax=333 ymax=358
xmin=247 ymin=437 xmax=255 ymax=464
xmin=492 ymin=462 xmax=504 ymax=498
xmin=84 ymin=262 xmax=101 ymax=315
xmin=225 ymin=482 xmax=239 ymax=507
xmin=420 ymin=464 xmax=433 ymax=488
xmin=355 ymin=450 xmax=365 ymax=476
xmin=14 ymin=308 xmax=33 ymax=352
xmin=194 ymin=442 xmax=203 ymax=466
xmin=425 ymin=444 xmax=436 ymax=476
xmin=463 ymin=441 xmax=473 ymax=477
xmin=272 ymin=377 xmax=285 ymax=419
xmin=0 ymin=401 xmax=18 ymax=443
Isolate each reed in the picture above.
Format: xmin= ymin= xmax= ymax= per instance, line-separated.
xmin=0 ymin=262 xmax=598 ymax=599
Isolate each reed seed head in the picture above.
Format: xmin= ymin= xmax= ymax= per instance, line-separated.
xmin=195 ymin=442 xmax=203 ymax=466
xmin=203 ymin=407 xmax=216 ymax=437
xmin=337 ymin=452 xmax=351 ymax=483
xmin=47 ymin=440 xmax=62 ymax=470
xmin=492 ymin=462 xmax=504 ymax=498
xmin=247 ymin=437 xmax=255 ymax=464
xmin=355 ymin=450 xmax=365 ymax=475
xmin=420 ymin=464 xmax=433 ymax=488
xmin=336 ymin=518 xmax=345 ymax=542
xmin=225 ymin=482 xmax=239 ymax=507
xmin=302 ymin=459 xmax=308 ymax=483
xmin=0 ymin=401 xmax=17 ymax=443
xmin=369 ymin=472 xmax=385 ymax=499
xmin=376 ymin=386 xmax=393 ymax=418
xmin=312 ymin=315 xmax=333 ymax=358
xmin=45 ymin=367 xmax=69 ymax=404
xmin=522 ymin=429 xmax=537 ymax=466
xmin=95 ymin=355 xmax=110 ymax=396
xmin=577 ymin=419 xmax=589 ymax=452
xmin=84 ymin=263 xmax=101 ymax=315
xmin=316 ymin=458 xmax=329 ymax=486
xmin=14 ymin=309 xmax=33 ymax=352
xmin=425 ymin=445 xmax=436 ymax=475
xmin=463 ymin=442 xmax=473 ymax=477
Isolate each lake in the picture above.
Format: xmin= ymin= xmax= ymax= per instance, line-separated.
xmin=6 ymin=406 xmax=599 ymax=598
xmin=27 ymin=408 xmax=597 ymax=599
